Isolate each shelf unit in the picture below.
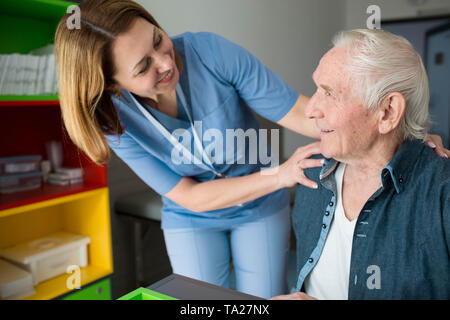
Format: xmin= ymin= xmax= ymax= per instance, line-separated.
xmin=0 ymin=0 xmax=113 ymax=300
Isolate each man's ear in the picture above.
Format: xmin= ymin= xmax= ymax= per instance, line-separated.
xmin=377 ymin=92 xmax=406 ymax=135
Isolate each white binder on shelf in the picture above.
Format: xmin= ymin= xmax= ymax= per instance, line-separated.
xmin=0 ymin=55 xmax=6 ymax=95
xmin=18 ymin=55 xmax=25 ymax=95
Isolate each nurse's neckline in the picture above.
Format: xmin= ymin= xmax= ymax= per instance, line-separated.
xmin=134 ymin=89 xmax=179 ymax=119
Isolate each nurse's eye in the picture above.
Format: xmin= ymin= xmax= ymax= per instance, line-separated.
xmin=138 ymin=58 xmax=150 ymax=75
xmin=154 ymin=34 xmax=163 ymax=48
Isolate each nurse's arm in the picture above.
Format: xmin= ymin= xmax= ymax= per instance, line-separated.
xmin=165 ymin=172 xmax=280 ymax=213
xmin=165 ymin=142 xmax=323 ymax=213
xmin=277 ymin=94 xmax=320 ymax=140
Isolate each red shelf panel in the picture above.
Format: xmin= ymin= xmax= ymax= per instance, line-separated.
xmin=0 ymin=100 xmax=60 ymax=107
xmin=1 ymin=102 xmax=108 ymax=212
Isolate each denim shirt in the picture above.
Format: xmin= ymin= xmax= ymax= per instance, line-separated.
xmin=292 ymin=139 xmax=450 ymax=299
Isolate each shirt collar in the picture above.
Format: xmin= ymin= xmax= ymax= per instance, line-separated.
xmin=318 ymin=139 xmax=426 ymax=194
xmin=382 ymin=139 xmax=425 ymax=194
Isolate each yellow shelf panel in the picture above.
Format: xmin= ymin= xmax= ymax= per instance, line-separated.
xmin=0 ymin=187 xmax=108 ymax=218
xmin=23 ymin=265 xmax=113 ymax=300
xmin=0 ymin=187 xmax=114 ymax=300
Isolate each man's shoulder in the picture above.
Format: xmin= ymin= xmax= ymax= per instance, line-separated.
xmin=386 ymin=140 xmax=450 ymax=194
xmin=303 ymin=154 xmax=327 ymax=179
xmin=413 ymin=145 xmax=450 ymax=186
xmin=400 ymin=143 xmax=450 ymax=213
xmin=294 ymin=155 xmax=330 ymax=202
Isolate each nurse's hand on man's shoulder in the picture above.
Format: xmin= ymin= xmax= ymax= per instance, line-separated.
xmin=276 ymin=142 xmax=323 ymax=190
xmin=270 ymin=292 xmax=317 ymax=300
xmin=425 ymin=134 xmax=450 ymax=159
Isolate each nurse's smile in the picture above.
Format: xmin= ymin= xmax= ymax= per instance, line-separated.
xmin=157 ymin=68 xmax=175 ymax=84
xmin=112 ymin=18 xmax=180 ymax=99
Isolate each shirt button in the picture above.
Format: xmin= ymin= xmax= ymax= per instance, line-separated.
xmin=322 ymin=224 xmax=327 ymax=229
xmin=399 ymin=178 xmax=403 ymax=184
xmin=308 ymin=258 xmax=314 ymax=263
xmin=329 ymin=202 xmax=334 ymax=207
xmin=324 ymin=211 xmax=330 ymax=216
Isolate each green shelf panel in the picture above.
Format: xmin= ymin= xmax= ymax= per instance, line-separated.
xmin=62 ymin=278 xmax=112 ymax=300
xmin=0 ymin=95 xmax=59 ymax=101
xmin=0 ymin=0 xmax=74 ymax=100
xmin=0 ymin=0 xmax=74 ymax=53
xmin=1 ymin=0 xmax=72 ymax=20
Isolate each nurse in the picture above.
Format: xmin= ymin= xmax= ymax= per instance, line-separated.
xmin=54 ymin=0 xmax=448 ymax=298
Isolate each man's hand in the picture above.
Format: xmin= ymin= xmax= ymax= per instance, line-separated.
xmin=425 ymin=134 xmax=450 ymax=159
xmin=270 ymin=292 xmax=317 ymax=300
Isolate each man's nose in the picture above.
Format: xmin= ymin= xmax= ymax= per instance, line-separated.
xmin=304 ymin=93 xmax=324 ymax=119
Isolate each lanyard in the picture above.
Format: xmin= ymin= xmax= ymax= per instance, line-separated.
xmin=128 ymin=84 xmax=220 ymax=176
xmin=175 ymin=84 xmax=218 ymax=172
xmin=175 ymin=84 xmax=243 ymax=207
xmin=130 ymin=85 xmax=243 ymax=207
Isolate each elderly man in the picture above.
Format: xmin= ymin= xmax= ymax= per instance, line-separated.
xmin=273 ymin=29 xmax=450 ymax=300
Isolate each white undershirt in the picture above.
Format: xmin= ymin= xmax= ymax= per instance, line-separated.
xmin=304 ymin=163 xmax=357 ymax=300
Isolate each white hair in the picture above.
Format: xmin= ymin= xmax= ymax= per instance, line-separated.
xmin=332 ymin=29 xmax=431 ymax=141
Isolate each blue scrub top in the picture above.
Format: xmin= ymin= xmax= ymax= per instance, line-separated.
xmin=106 ymin=32 xmax=299 ymax=229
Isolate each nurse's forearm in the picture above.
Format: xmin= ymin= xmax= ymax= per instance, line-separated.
xmin=165 ymin=142 xmax=323 ymax=213
xmin=197 ymin=167 xmax=283 ymax=211
xmin=166 ymin=168 xmax=283 ymax=213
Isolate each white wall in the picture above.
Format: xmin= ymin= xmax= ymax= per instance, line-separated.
xmin=346 ymin=0 xmax=450 ymax=29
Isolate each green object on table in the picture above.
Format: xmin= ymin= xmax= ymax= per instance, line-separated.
xmin=62 ymin=278 xmax=112 ymax=300
xmin=118 ymin=287 xmax=178 ymax=300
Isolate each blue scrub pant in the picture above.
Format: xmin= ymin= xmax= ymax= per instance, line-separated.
xmin=162 ymin=206 xmax=291 ymax=299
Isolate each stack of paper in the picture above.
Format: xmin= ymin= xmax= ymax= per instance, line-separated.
xmin=0 ymin=51 xmax=58 ymax=96
xmin=48 ymin=167 xmax=83 ymax=186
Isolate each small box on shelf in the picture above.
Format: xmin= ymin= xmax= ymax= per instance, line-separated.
xmin=0 ymin=155 xmax=42 ymax=175
xmin=0 ymin=258 xmax=35 ymax=300
xmin=0 ymin=171 xmax=43 ymax=195
xmin=0 ymin=231 xmax=91 ymax=286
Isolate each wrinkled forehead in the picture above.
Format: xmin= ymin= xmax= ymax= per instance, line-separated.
xmin=313 ymin=47 xmax=356 ymax=95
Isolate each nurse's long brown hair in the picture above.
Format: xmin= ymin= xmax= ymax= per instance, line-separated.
xmin=55 ymin=0 xmax=182 ymax=164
